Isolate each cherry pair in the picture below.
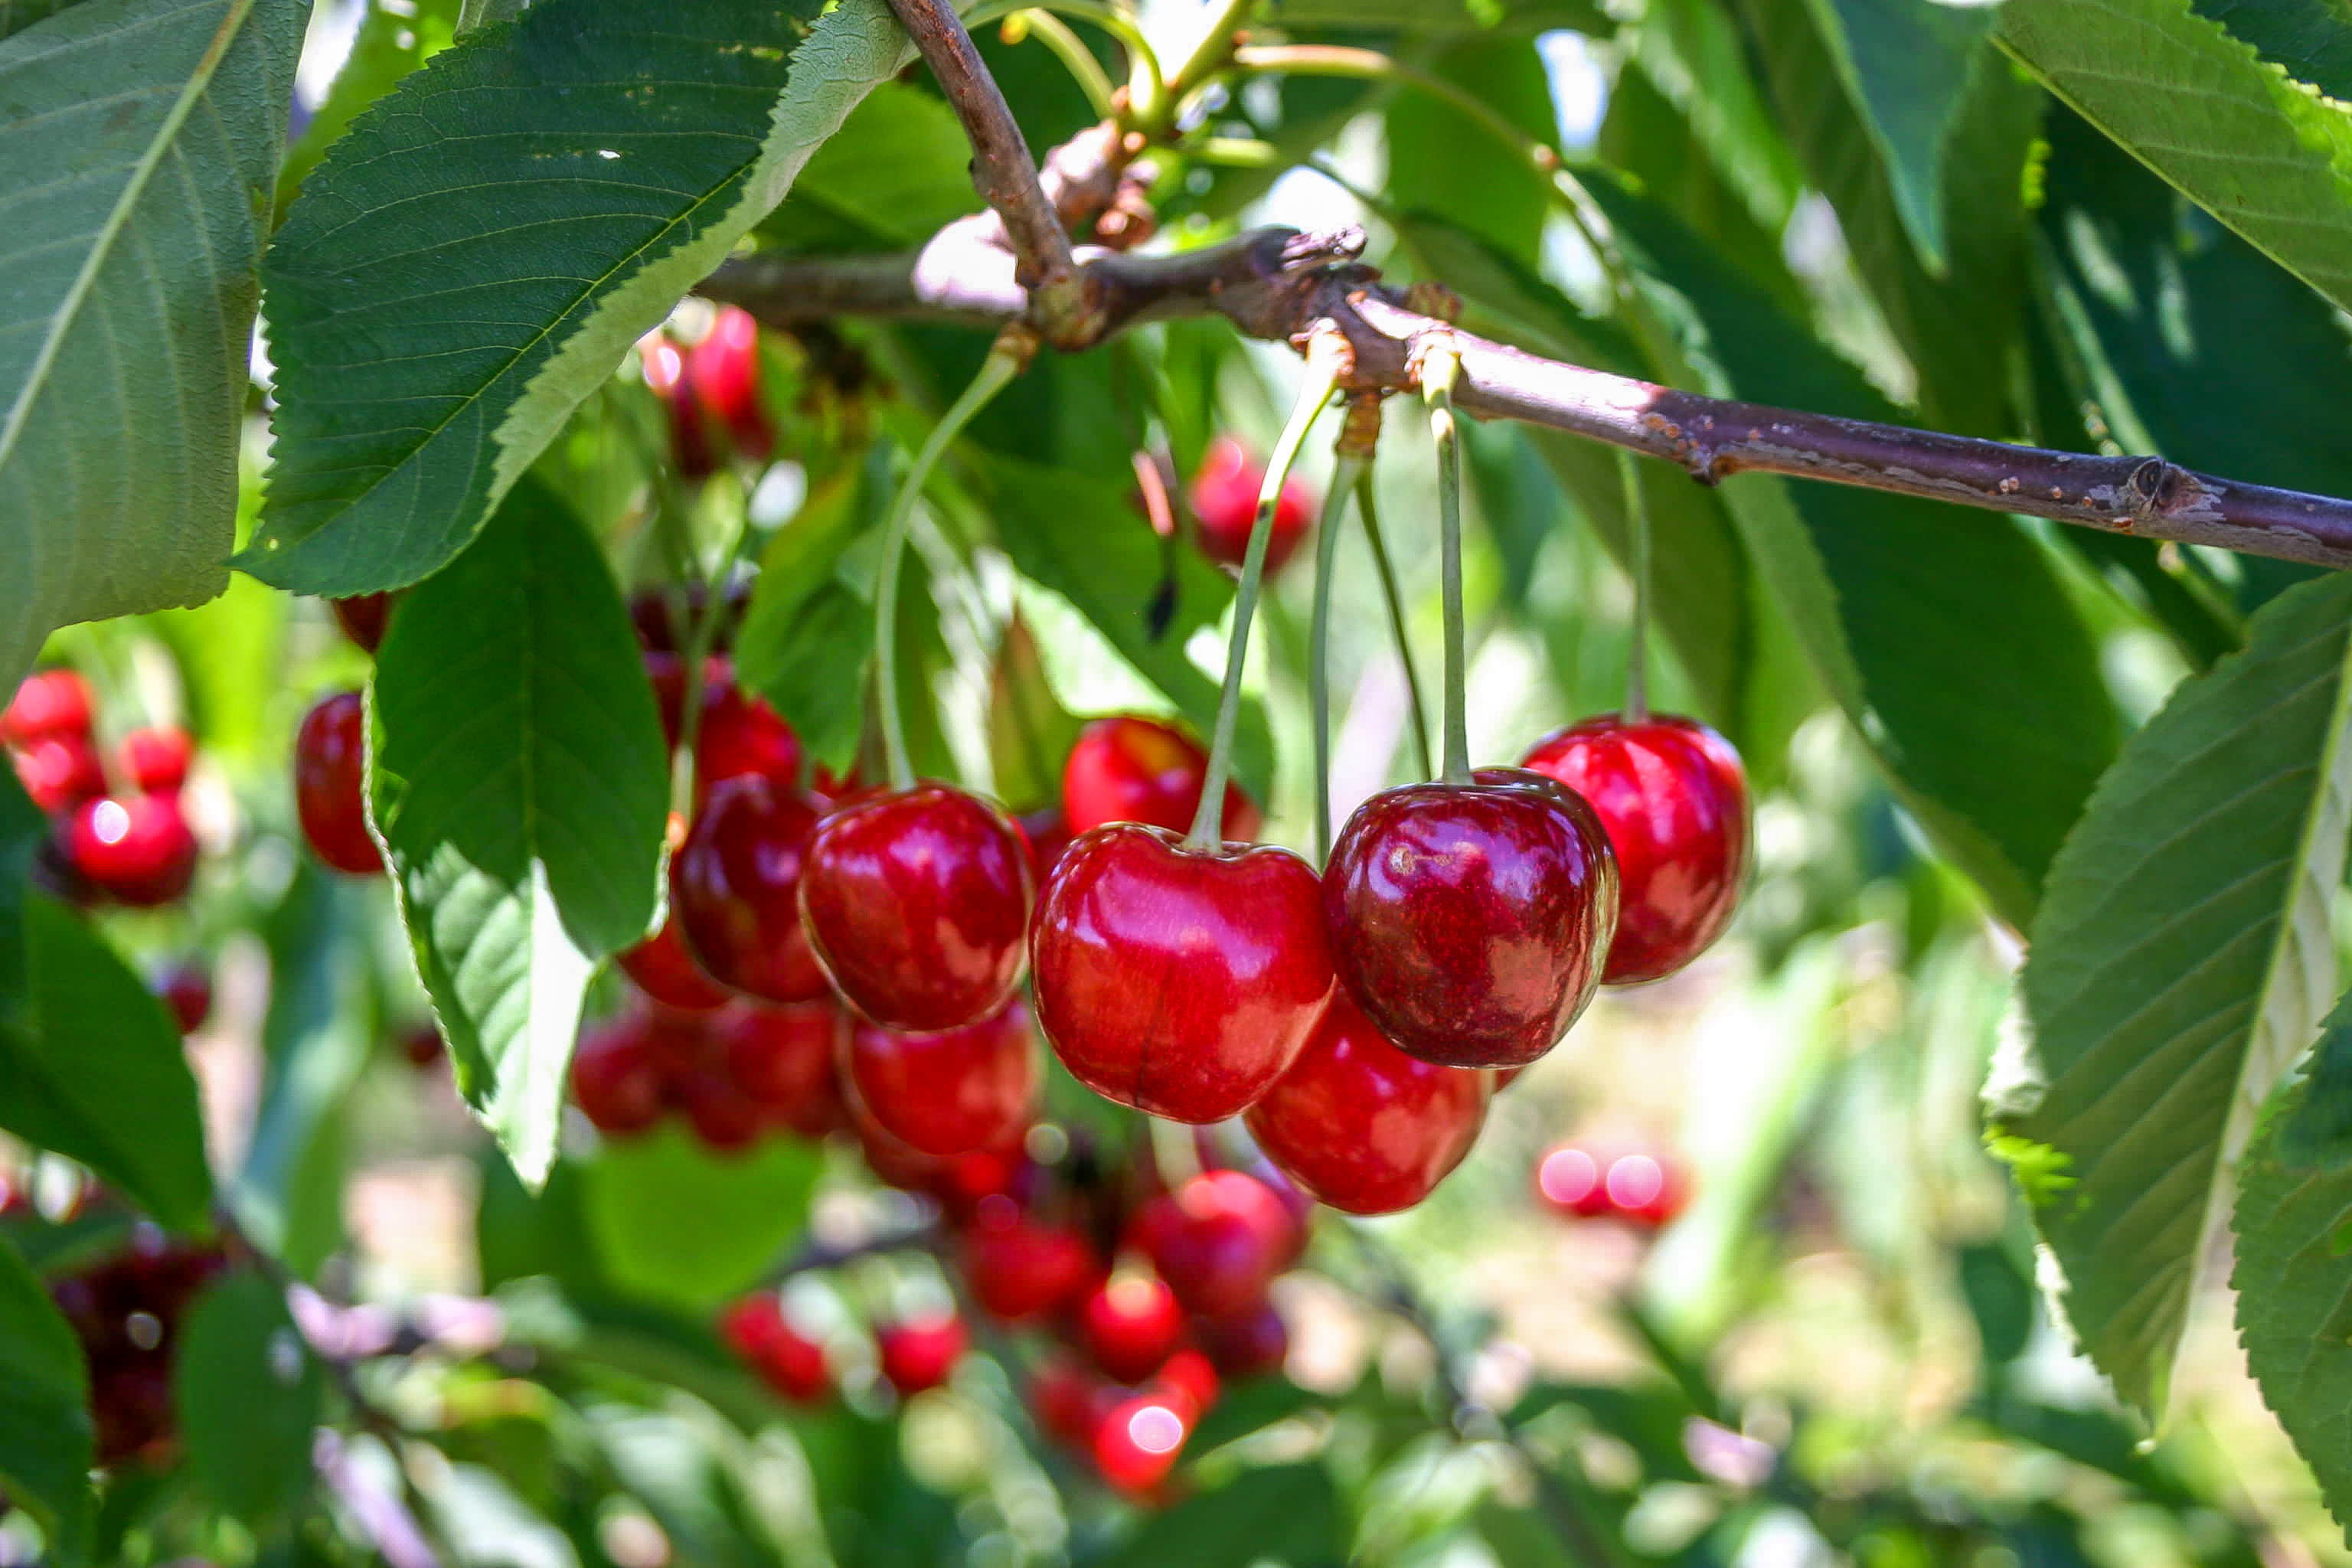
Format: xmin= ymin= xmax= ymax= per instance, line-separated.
xmin=1535 ymin=1142 xmax=1690 ymax=1230
xmin=8 ymin=669 xmax=201 ymax=908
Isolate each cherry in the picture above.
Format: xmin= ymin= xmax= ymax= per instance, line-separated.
xmin=570 ymin=1016 xmax=666 ymax=1135
xmin=686 ymin=306 xmax=775 ymax=462
xmin=641 ymin=333 xmax=718 ymax=480
xmin=64 ymin=794 xmax=198 ymax=906
xmin=155 ymin=961 xmax=212 ymax=1035
xmin=14 ymin=733 xmax=106 ymax=814
xmin=1246 ymin=988 xmax=1491 ymax=1215
xmin=118 ymin=728 xmax=192 ymax=795
xmin=671 ymin=774 xmax=829 ymax=1004
xmin=1129 ymin=1171 xmax=1297 ymax=1317
xmin=1092 ymin=1393 xmax=1191 ymax=1494
xmin=1031 ymin=1354 xmax=1119 ymax=1449
xmin=1077 ymin=1274 xmax=1187 ymax=1384
xmin=875 ymin=1312 xmax=967 ymax=1396
xmin=1605 ymin=1151 xmax=1690 ymax=1228
xmin=721 ymin=1000 xmax=847 ymax=1136
xmin=1187 ymin=436 xmax=1313 ymax=577
xmin=842 ymin=998 xmax=1037 ymax=1157
xmin=1323 ymin=767 xmax=1618 ymax=1069
xmin=962 ymin=1203 xmax=1103 ymax=1322
xmin=1520 ymin=715 xmax=1749 ymax=983
xmin=799 ymin=783 xmax=1032 ymax=1031
xmin=294 ymin=691 xmax=381 ymax=874
xmin=699 ymin=678 xmax=802 ymax=792
xmin=1537 ymin=1145 xmax=1689 ymax=1228
xmin=1060 ymin=716 xmax=1261 ymax=841
xmin=331 ymin=593 xmax=394 ymax=653
xmin=720 ymin=1295 xmax=830 ymax=1403
xmin=1195 ymin=1300 xmax=1287 ymax=1380
xmin=2 ymin=670 xmax=93 ymax=746
xmin=630 ymin=582 xmax=749 ymax=655
xmin=1032 ymin=823 xmax=1333 ymax=1124
xmin=1152 ymin=1348 xmax=1220 ymax=1423
xmin=619 ymin=918 xmax=733 ymax=1012
xmin=399 ymin=1022 xmax=446 ymax=1069
xmin=1019 ymin=805 xmax=1076 ymax=882
xmin=675 ymin=1066 xmax=763 ymax=1154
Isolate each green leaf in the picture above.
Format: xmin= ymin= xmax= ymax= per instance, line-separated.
xmin=0 ymin=768 xmax=40 ymax=1027
xmin=172 ymin=1269 xmax=323 ymax=1529
xmin=244 ymin=0 xmax=908 ymax=596
xmin=371 ymin=477 xmax=669 ymax=1187
xmin=0 ymin=0 xmax=83 ymax=39
xmin=2194 ymin=0 xmax=2352 ymax=96
xmin=0 ymin=1233 xmax=92 ymax=1566
xmin=0 ymin=0 xmax=309 ymax=687
xmin=1989 ymin=572 xmax=2352 ymax=1421
xmin=736 ymin=463 xmax=880 ymax=776
xmin=760 ymin=80 xmax=976 ymax=251
xmin=1257 ymin=0 xmax=1602 ymax=28
xmin=276 ymin=0 xmax=461 ymax=213
xmin=580 ymin=1124 xmax=823 ymax=1309
xmin=1385 ymin=35 xmax=1557 ymax=264
xmin=988 ymin=613 xmax=1086 ymax=811
xmin=0 ymin=897 xmax=211 ymax=1231
xmin=2001 ymin=0 xmax=2352 ymax=318
xmin=1093 ymin=1462 xmax=1342 ymax=1568
xmin=1627 ymin=0 xmax=1804 ymax=238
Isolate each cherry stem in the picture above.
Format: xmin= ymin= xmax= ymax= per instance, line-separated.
xmin=1186 ymin=343 xmax=1344 ymax=849
xmin=875 ymin=335 xmax=1027 ymax=792
xmin=1309 ymin=452 xmax=1368 ymax=864
xmin=1353 ymin=469 xmax=1433 ymax=782
xmin=1422 ymin=341 xmax=1472 ymax=786
xmin=1615 ymin=446 xmax=1651 ymax=724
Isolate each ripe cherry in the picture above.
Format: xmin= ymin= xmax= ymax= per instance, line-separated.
xmin=2 ymin=669 xmax=93 ymax=746
xmin=675 ymin=1066 xmax=763 ymax=1154
xmin=1536 ymin=1144 xmax=1689 ymax=1229
xmin=64 ymin=794 xmax=198 ymax=906
xmin=1246 ymin=988 xmax=1491 ymax=1215
xmin=1031 ymin=1354 xmax=1119 ymax=1449
xmin=1019 ymin=805 xmax=1076 ymax=882
xmin=14 ymin=733 xmax=106 ymax=814
xmin=1033 ymin=824 xmax=1334 ymax=1123
xmin=721 ymin=1000 xmax=847 ymax=1136
xmin=1093 ymin=1393 xmax=1191 ymax=1494
xmin=1152 ymin=1348 xmax=1220 ymax=1423
xmin=1195 ymin=1300 xmax=1288 ymax=1380
xmin=799 ymin=783 xmax=1033 ymax=1031
xmin=1324 ymin=768 xmax=1618 ymax=1069
xmin=155 ymin=961 xmax=212 ymax=1035
xmin=720 ymin=1295 xmax=830 ymax=1403
xmin=295 ymin=691 xmax=381 ymax=875
xmin=1077 ymin=1274 xmax=1187 ymax=1384
xmin=400 ymin=1022 xmax=446 ymax=1069
xmin=1520 ymin=715 xmax=1747 ymax=983
xmin=1187 ymin=436 xmax=1313 ymax=577
xmin=118 ymin=728 xmax=192 ymax=795
xmin=1129 ymin=1171 xmax=1297 ymax=1317
xmin=875 ymin=1312 xmax=967 ymax=1396
xmin=619 ymin=916 xmax=733 ymax=1013
xmin=1060 ymin=715 xmax=1261 ymax=841
xmin=571 ymin=1016 xmax=666 ymax=1135
xmin=646 ymin=654 xmax=802 ymax=795
xmin=842 ymin=999 xmax=1037 ymax=1158
xmin=686 ymin=306 xmax=775 ymax=463
xmin=670 ymin=774 xmax=828 ymax=1004
xmin=331 ymin=593 xmax=394 ymax=653
xmin=962 ymin=1201 xmax=1104 ymax=1323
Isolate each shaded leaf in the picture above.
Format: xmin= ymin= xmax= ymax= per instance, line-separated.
xmin=580 ymin=1124 xmax=823 ymax=1309
xmin=760 ymin=80 xmax=975 ymax=251
xmin=0 ymin=768 xmax=39 ymax=1026
xmin=1385 ymin=35 xmax=1557 ymax=264
xmin=173 ymin=1268 xmax=323 ymax=1528
xmin=2194 ymin=0 xmax=2352 ymax=95
xmin=1093 ymin=1462 xmax=1343 ymax=1567
xmin=0 ymin=1233 xmax=91 ymax=1566
xmin=988 ymin=613 xmax=1085 ymax=811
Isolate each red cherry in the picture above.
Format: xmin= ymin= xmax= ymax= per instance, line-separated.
xmin=570 ymin=1016 xmax=666 ymax=1135
xmin=642 ymin=334 xmax=719 ymax=480
xmin=295 ymin=692 xmax=382 ymax=875
xmin=962 ymin=1204 xmax=1104 ymax=1322
xmin=799 ymin=783 xmax=1033 ymax=1031
xmin=1018 ymin=805 xmax=1076 ymax=883
xmin=1152 ymin=1348 xmax=1220 ymax=1423
xmin=875 ymin=1313 xmax=967 ymax=1396
xmin=1077 ymin=1274 xmax=1187 ymax=1384
xmin=64 ymin=795 xmax=198 ymax=906
xmin=720 ymin=1295 xmax=829 ymax=1403
xmin=1195 ymin=1299 xmax=1288 ymax=1380
xmin=1603 ymin=1151 xmax=1690 ymax=1229
xmin=1032 ymin=823 xmax=1334 ymax=1124
xmin=619 ymin=918 xmax=733 ymax=1012
xmin=1186 ymin=437 xmax=1314 ymax=577
xmin=1060 ymin=716 xmax=1262 ymax=841
xmin=117 ymin=729 xmax=193 ymax=795
xmin=671 ymin=774 xmax=829 ymax=1004
xmin=699 ymin=681 xmax=801 ymax=792
xmin=2 ymin=670 xmax=93 ymax=746
xmin=400 ymin=1023 xmax=446 ymax=1069
xmin=1323 ymin=767 xmax=1618 ymax=1069
xmin=1245 ymin=988 xmax=1491 ymax=1215
xmin=842 ymin=999 xmax=1037 ymax=1158
xmin=331 ymin=593 xmax=394 ymax=653
xmin=1129 ymin=1171 xmax=1297 ymax=1317
xmin=14 ymin=733 xmax=107 ymax=815
xmin=155 ymin=961 xmax=212 ymax=1035
xmin=630 ymin=583 xmax=748 ymax=655
xmin=676 ymin=1067 xmax=763 ymax=1154
xmin=687 ymin=307 xmax=774 ymax=463
xmin=1030 ymin=1354 xmax=1119 ymax=1449
xmin=1092 ymin=1393 xmax=1191 ymax=1494
xmin=1519 ymin=715 xmax=1749 ymax=983
xmin=721 ymin=1000 xmax=847 ymax=1135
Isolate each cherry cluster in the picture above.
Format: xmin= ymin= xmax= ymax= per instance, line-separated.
xmin=5 ymin=669 xmax=200 ymax=907
xmin=44 ymin=1223 xmax=227 ymax=1466
xmin=1534 ymin=1142 xmax=1691 ymax=1230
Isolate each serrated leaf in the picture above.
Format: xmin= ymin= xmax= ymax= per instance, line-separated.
xmin=0 ymin=0 xmax=309 ymax=687
xmin=275 ymin=0 xmax=459 ymax=214
xmin=2194 ymin=0 xmax=2352 ymax=96
xmin=371 ymin=478 xmax=669 ymax=1187
xmin=1989 ymin=572 xmax=2352 ymax=1421
xmin=244 ymin=0 xmax=907 ymax=596
xmin=2001 ymin=0 xmax=2352 ymax=318
xmin=580 ymin=1125 xmax=822 ymax=1309
xmin=760 ymin=80 xmax=976 ymax=251
xmin=0 ymin=897 xmax=211 ymax=1231
xmin=172 ymin=1269 xmax=323 ymax=1528
xmin=0 ymin=1233 xmax=92 ymax=1566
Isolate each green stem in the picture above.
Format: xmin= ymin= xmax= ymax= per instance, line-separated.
xmin=1186 ymin=348 xmax=1344 ymax=848
xmin=1423 ymin=343 xmax=1472 ymax=786
xmin=876 ymin=344 xmax=1025 ymax=791
xmin=960 ymin=0 xmax=1164 ymax=121
xmin=1354 ymin=470 xmax=1433 ymax=782
xmin=1157 ymin=0 xmax=1258 ymax=129
xmin=1615 ymin=446 xmax=1651 ymax=724
xmin=1308 ymin=453 xmax=1367 ymax=864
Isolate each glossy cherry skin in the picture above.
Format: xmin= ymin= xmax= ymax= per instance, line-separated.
xmin=1519 ymin=715 xmax=1749 ymax=983
xmin=295 ymin=691 xmax=382 ymax=874
xmin=720 ymin=1295 xmax=829 ymax=1403
xmin=2 ymin=669 xmax=93 ymax=746
xmin=1187 ymin=436 xmax=1314 ymax=577
xmin=155 ymin=960 xmax=213 ymax=1035
xmin=1031 ymin=1354 xmax=1120 ymax=1449
xmin=671 ymin=774 xmax=829 ymax=1004
xmin=1020 ymin=805 xmax=1076 ymax=882
xmin=1245 ymin=988 xmax=1491 ymax=1215
xmin=1060 ymin=716 xmax=1261 ymax=841
xmin=799 ymin=784 xmax=1033 ymax=1031
xmin=1078 ymin=1275 xmax=1188 ymax=1384
xmin=1537 ymin=1145 xmax=1689 ymax=1229
xmin=15 ymin=733 xmax=106 ymax=815
xmin=1153 ymin=1348 xmax=1220 ymax=1423
xmin=1031 ymin=823 xmax=1334 ymax=1124
xmin=1324 ymin=768 xmax=1619 ymax=1069
xmin=619 ymin=917 xmax=733 ymax=1012
xmin=721 ymin=999 xmax=847 ymax=1136
xmin=842 ymin=998 xmax=1037 ymax=1158
xmin=571 ymin=1017 xmax=666 ymax=1135
xmin=118 ymin=728 xmax=192 ymax=795
xmin=876 ymin=1314 xmax=967 ymax=1396
xmin=962 ymin=1202 xmax=1105 ymax=1322
xmin=686 ymin=306 xmax=775 ymax=462
xmin=1129 ymin=1171 xmax=1297 ymax=1317
xmin=1093 ymin=1393 xmax=1191 ymax=1494
xmin=64 ymin=794 xmax=198 ymax=907
xmin=1196 ymin=1300 xmax=1288 ymax=1380
xmin=646 ymin=654 xmax=802 ymax=796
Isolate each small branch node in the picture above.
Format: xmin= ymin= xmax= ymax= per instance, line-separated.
xmin=1335 ymin=390 xmax=1383 ymax=459
xmin=1402 ymin=279 xmax=1461 ymax=323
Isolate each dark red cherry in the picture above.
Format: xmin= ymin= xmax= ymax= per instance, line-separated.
xmin=962 ymin=1203 xmax=1105 ymax=1322
xmin=2 ymin=669 xmax=93 ymax=746
xmin=1092 ymin=1393 xmax=1191 ymax=1494
xmin=570 ymin=1017 xmax=666 ymax=1135
xmin=155 ymin=961 xmax=212 ymax=1035
xmin=1187 ymin=436 xmax=1314 ymax=577
xmin=619 ymin=917 xmax=733 ymax=1012
xmin=14 ymin=733 xmax=106 ymax=815
xmin=1323 ymin=767 xmax=1618 ymax=1069
xmin=64 ymin=794 xmax=198 ymax=906
xmin=118 ymin=728 xmax=192 ymax=795
xmin=720 ymin=1295 xmax=830 ymax=1403
xmin=1245 ymin=988 xmax=1491 ymax=1215
xmin=842 ymin=999 xmax=1037 ymax=1158
xmin=671 ymin=775 xmax=828 ymax=1004
xmin=721 ymin=1000 xmax=847 ymax=1135
xmin=1061 ymin=715 xmax=1261 ymax=841
xmin=642 ymin=333 xmax=719 ymax=480
xmin=629 ymin=582 xmax=749 ymax=655
xmin=1030 ymin=1354 xmax=1119 ymax=1449
xmin=1019 ymin=805 xmax=1076 ymax=882
xmin=876 ymin=1313 xmax=967 ymax=1396
xmin=1195 ymin=1300 xmax=1288 ymax=1380
xmin=1077 ymin=1274 xmax=1187 ymax=1384
xmin=330 ymin=593 xmax=394 ymax=653
xmin=699 ymin=680 xmax=801 ymax=792
xmin=1031 ymin=823 xmax=1334 ymax=1124
xmin=1519 ymin=714 xmax=1749 ymax=983
xmin=675 ymin=1065 xmax=763 ymax=1154
xmin=686 ymin=306 xmax=775 ymax=462
xmin=1129 ymin=1171 xmax=1298 ymax=1317
xmin=295 ymin=691 xmax=382 ymax=875
xmin=400 ymin=1022 xmax=446 ymax=1069
xmin=799 ymin=784 xmax=1033 ymax=1031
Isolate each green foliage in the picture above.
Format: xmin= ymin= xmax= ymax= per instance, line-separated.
xmin=172 ymin=1268 xmax=323 ymax=1528
xmin=1383 ymin=36 xmax=1556 ymax=264
xmin=371 ymin=479 xmax=669 ymax=1186
xmin=1091 ymin=1462 xmax=1344 ymax=1566
xmin=736 ymin=461 xmax=884 ymax=776
xmin=1993 ymin=573 xmax=2352 ymax=1421
xmin=579 ymin=1126 xmax=822 ymax=1309
xmin=0 ymin=770 xmax=38 ymax=1027
xmin=760 ymin=80 xmax=977 ymax=251
xmin=0 ymin=1233 xmax=91 ymax=1565
xmin=0 ymin=0 xmax=308 ymax=687
xmin=276 ymin=0 xmax=461 ymax=211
